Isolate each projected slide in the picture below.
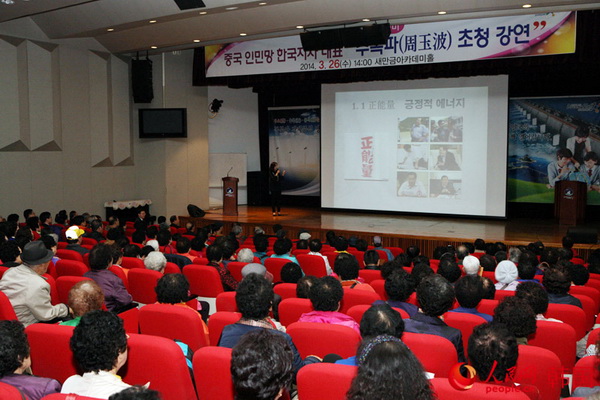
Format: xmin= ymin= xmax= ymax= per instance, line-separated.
xmin=321 ymin=76 xmax=508 ymax=217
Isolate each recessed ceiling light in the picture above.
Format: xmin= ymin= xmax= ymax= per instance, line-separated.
xmin=437 ymin=11 xmax=447 ymax=15
xmin=193 ymin=39 xmax=200 ymax=43
xmin=362 ymin=18 xmax=370 ymax=22
xmin=106 ymin=28 xmax=114 ymax=32
xmin=240 ymin=33 xmax=247 ymax=36
xmin=199 ymin=11 xmax=207 ymax=15
xmin=225 ymin=6 xmax=238 ymax=10
xmin=258 ymin=2 xmax=267 ymax=5
xmin=522 ymin=4 xmax=532 ymax=7
xmin=149 ymin=20 xmax=157 ymax=23
xmin=151 ymin=46 xmax=158 ymax=49
xmin=296 ymin=25 xmax=304 ymax=29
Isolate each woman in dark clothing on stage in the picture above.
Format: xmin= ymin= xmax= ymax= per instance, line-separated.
xmin=269 ymin=161 xmax=286 ymax=216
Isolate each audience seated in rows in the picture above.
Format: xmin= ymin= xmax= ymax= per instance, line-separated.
xmin=373 ymin=269 xmax=418 ymax=317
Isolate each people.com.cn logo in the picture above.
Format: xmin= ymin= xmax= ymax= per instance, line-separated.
xmin=448 ymin=363 xmax=477 ymax=390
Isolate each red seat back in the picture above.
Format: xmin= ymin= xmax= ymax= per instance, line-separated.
xmin=339 ymin=288 xmax=380 ymax=314
xmin=323 ymin=252 xmax=339 ymax=267
xmin=193 ymin=346 xmax=234 ymax=400
xmin=514 ymin=344 xmax=563 ymax=400
xmin=357 ymin=269 xmax=382 ymax=283
xmin=370 ymin=279 xmax=387 ymax=300
xmin=572 ymin=354 xmax=600 ymax=392
xmin=545 ymin=303 xmax=587 ymax=340
xmin=216 ymin=291 xmax=238 ymax=312
xmin=346 ymin=304 xmax=409 ymax=322
xmin=226 ymin=261 xmax=248 ymax=282
xmin=0 ymin=382 xmax=31 ymax=400
xmin=287 ymin=322 xmax=361 ymax=358
xmin=55 ymin=259 xmax=88 ymax=277
xmin=528 ymin=320 xmax=577 ymax=372
xmin=164 ymin=262 xmax=181 ymax=275
xmin=121 ymin=257 xmax=145 ymax=269
xmin=278 ymin=298 xmax=313 ymax=327
xmin=43 ymin=273 xmax=60 ymax=305
xmin=403 ymin=332 xmax=458 ymax=378
xmin=273 ymin=283 xmax=297 ymax=300
xmin=56 ymin=276 xmax=93 ymax=305
xmin=128 ymin=268 xmax=163 ymax=304
xmin=56 ymin=249 xmax=84 ymax=263
xmin=264 ymin=258 xmax=290 ymax=283
xmin=587 ymin=327 xmax=600 ymax=348
xmin=443 ymin=312 xmax=487 ymax=359
xmin=26 ymin=324 xmax=77 ymax=383
xmin=297 ymin=363 xmax=357 ymax=400
xmin=494 ymin=290 xmax=515 ymax=302
xmin=183 ymin=264 xmax=225 ymax=297
xmin=108 ymin=265 xmax=129 ymax=290
xmin=0 ymin=266 xmax=9 ymax=279
xmin=571 ymin=286 xmax=600 ymax=312
xmin=139 ymin=303 xmax=208 ymax=351
xmin=482 ymin=270 xmax=497 ymax=283
xmin=207 ymin=311 xmax=241 ymax=346
xmin=81 ymin=237 xmax=97 ymax=247
xmin=0 ymin=291 xmax=18 ymax=321
xmin=118 ymin=307 xmax=140 ymax=334
xmin=431 ymin=378 xmax=531 ymax=399
xmin=296 ymin=254 xmax=328 ymax=277
xmin=192 ymin=257 xmax=209 ymax=265
xmin=347 ymin=250 xmax=364 ymax=267
xmin=476 ymin=299 xmax=499 ymax=316
xmin=571 ymin=293 xmax=596 ymax=332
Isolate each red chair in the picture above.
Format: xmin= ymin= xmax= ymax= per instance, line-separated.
xmin=273 ymin=283 xmax=297 ymax=300
xmin=403 ymin=332 xmax=458 ymax=378
xmin=587 ymin=327 xmax=600 ymax=347
xmin=43 ymin=273 xmax=60 ymax=306
xmin=585 ymin=279 xmax=600 ymax=293
xmin=292 ymin=248 xmax=310 ymax=255
xmin=514 ymin=344 xmax=563 ymax=400
xmin=431 ymin=377 xmax=531 ymax=400
xmin=109 ymin=265 xmax=129 ymax=289
xmin=82 ymin=252 xmax=90 ymax=268
xmin=572 ymin=355 xmax=600 ymax=393
xmin=164 ymin=262 xmax=181 ymax=275
xmin=122 ymin=333 xmax=198 ymax=400
xmin=226 ymin=261 xmax=248 ymax=282
xmin=571 ymin=293 xmax=596 ymax=332
xmin=56 ymin=249 xmax=84 ymax=263
xmin=388 ymin=246 xmax=404 ymax=257
xmin=192 ymin=257 xmax=209 ymax=265
xmin=528 ymin=320 xmax=577 ymax=372
xmin=208 ymin=311 xmax=241 ymax=346
xmin=358 ymin=269 xmax=382 ymax=283
xmin=287 ymin=322 xmax=361 ymax=358
xmin=139 ymin=303 xmax=208 ymax=351
xmin=216 ymin=291 xmax=238 ymax=312
xmin=0 ymin=382 xmax=30 ymax=400
xmin=370 ymin=279 xmax=387 ymax=300
xmin=278 ymin=298 xmax=313 ymax=327
xmin=127 ymin=268 xmax=162 ymax=304
xmin=264 ymin=258 xmax=290 ymax=283
xmin=339 ymin=288 xmax=380 ymax=314
xmin=0 ymin=266 xmax=9 ymax=279
xmin=26 ymin=324 xmax=77 ymax=383
xmin=81 ymin=237 xmax=97 ymax=247
xmin=545 ymin=303 xmax=587 ymax=340
xmin=482 ymin=270 xmax=497 ymax=283
xmin=443 ymin=312 xmax=487 ymax=359
xmin=476 ymin=299 xmax=499 ymax=316
xmin=121 ymin=257 xmax=145 ymax=269
xmin=323 ymin=252 xmax=339 ymax=268
xmin=347 ymin=250 xmax=364 ymax=267
xmin=572 ymin=285 xmax=600 ymax=312
xmin=183 ymin=264 xmax=225 ymax=298
xmin=56 ymin=276 xmax=92 ymax=304
xmin=0 ymin=291 xmax=18 ymax=320
xmin=297 ymin=363 xmax=356 ymax=400
xmin=346 ymin=304 xmax=410 ymax=323
xmin=296 ymin=254 xmax=328 ymax=277
xmin=193 ymin=346 xmax=234 ymax=400
xmin=494 ymin=290 xmax=515 ymax=302
xmin=118 ymin=307 xmax=140 ymax=334
xmin=55 ymin=259 xmax=88 ymax=277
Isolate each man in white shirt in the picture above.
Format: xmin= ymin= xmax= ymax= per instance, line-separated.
xmin=398 ymin=172 xmax=427 ymax=197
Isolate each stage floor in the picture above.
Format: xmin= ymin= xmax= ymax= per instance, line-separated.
xmin=188 ymin=206 xmax=599 ymax=255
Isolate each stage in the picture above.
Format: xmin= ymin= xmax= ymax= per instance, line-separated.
xmin=182 ymin=206 xmax=600 ymax=259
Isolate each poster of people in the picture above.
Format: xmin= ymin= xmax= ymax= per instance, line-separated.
xmin=268 ymin=107 xmax=321 ymax=196
xmin=508 ymin=96 xmax=600 ymax=205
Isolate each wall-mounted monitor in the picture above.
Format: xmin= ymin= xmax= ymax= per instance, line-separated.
xmin=138 ymin=108 xmax=187 ymax=138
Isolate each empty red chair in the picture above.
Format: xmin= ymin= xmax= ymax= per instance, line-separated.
xmin=127 ymin=268 xmax=162 ymax=305
xmin=183 ymin=264 xmax=225 ymax=297
xmin=55 ymin=259 xmax=88 ymax=277
xmin=403 ymin=332 xmax=458 ymax=378
xmin=287 ymin=322 xmax=361 ymax=358
xmin=514 ymin=344 xmax=563 ymax=400
xmin=26 ymin=324 xmax=77 ymax=383
xmin=139 ymin=303 xmax=209 ymax=351
xmin=264 ymin=258 xmax=290 ymax=283
xmin=545 ymin=303 xmax=587 ymax=340
xmin=443 ymin=312 xmax=487 ymax=359
xmin=571 ymin=293 xmax=596 ymax=332
xmin=296 ymin=254 xmax=328 ymax=277
xmin=226 ymin=261 xmax=248 ymax=282
xmin=56 ymin=276 xmax=92 ymax=304
xmin=0 ymin=291 xmax=18 ymax=321
xmin=208 ymin=311 xmax=241 ymax=346
xmin=108 ymin=265 xmax=129 ymax=290
xmin=121 ymin=257 xmax=145 ymax=269
xmin=0 ymin=382 xmax=29 ymax=400
xmin=297 ymin=363 xmax=357 ymax=400
xmin=278 ymin=298 xmax=313 ymax=327
xmin=585 ymin=279 xmax=600 ymax=293
xmin=273 ymin=283 xmax=297 ymax=300
xmin=572 ymin=354 xmax=600 ymax=392
xmin=193 ymin=346 xmax=234 ymax=400
xmin=339 ymin=288 xmax=380 ymax=314
xmin=370 ymin=279 xmax=387 ymax=300
xmin=192 ymin=257 xmax=209 ymax=265
xmin=571 ymin=286 xmax=600 ymax=313
xmin=56 ymin=249 xmax=84 ymax=263
xmin=216 ymin=291 xmax=238 ymax=312
xmin=529 ymin=320 xmax=577 ymax=372
xmin=476 ymin=299 xmax=499 ymax=316
xmin=118 ymin=307 xmax=140 ymax=334
xmin=358 ymin=269 xmax=382 ymax=283
xmin=388 ymin=246 xmax=404 ymax=257
xmin=431 ymin=377 xmax=531 ymax=399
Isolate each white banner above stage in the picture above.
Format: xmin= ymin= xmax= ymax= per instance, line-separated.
xmin=205 ymin=12 xmax=576 ymax=78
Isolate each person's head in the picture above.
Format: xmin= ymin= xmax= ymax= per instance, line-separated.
xmin=359 ymin=304 xmax=404 ymax=339
xmin=507 ymin=247 xmax=521 ymax=264
xmin=417 ymin=275 xmax=455 ymax=317
xmin=540 ymin=248 xmax=559 ymax=267
xmin=0 ymin=240 xmax=21 ymax=263
xmin=7 ymin=214 xmax=18 ymax=223
xmin=468 ymin=322 xmax=518 ymax=383
xmin=39 ymin=211 xmax=51 ymax=225
xmin=89 ymin=219 xmax=103 ymax=234
xmin=347 ymin=335 xmax=433 ymax=400
xmin=516 ymin=281 xmax=549 ymax=315
xmin=462 ymin=255 xmax=481 ymax=276
xmin=70 ymin=310 xmax=128 ymax=373
xmin=253 ymin=235 xmax=268 ymax=253
xmin=574 ymin=126 xmax=590 ymax=141
xmin=231 ymin=329 xmax=293 ymax=400
xmin=308 ymin=239 xmax=322 ymax=253
xmin=411 ymin=263 xmax=434 ymax=287
xmin=65 ymin=225 xmax=85 ymax=244
xmin=406 ymin=172 xmax=417 ymax=187
xmin=0 ymin=320 xmax=31 ymax=377
xmin=68 ymin=280 xmax=104 ymax=318
xmin=384 ymin=269 xmax=415 ymax=302
xmin=145 ymin=226 xmax=158 ymax=240
xmin=280 ymin=262 xmax=303 ymax=283
xmin=556 ymin=148 xmax=573 ymax=164
xmin=156 ymin=230 xmax=172 ymax=247
xmin=334 ymin=253 xmax=360 ymax=280
xmin=309 ymin=276 xmax=343 ymax=312
xmin=107 ymin=216 xmax=119 ymax=228
xmin=543 ymin=264 xmax=572 ymax=295
xmin=175 ymin=237 xmax=191 ymax=254
xmin=437 ymin=258 xmax=461 ymax=283
xmin=456 ymin=245 xmax=469 ymax=261
xmin=237 ymin=248 xmax=255 ymax=263
xmin=220 ymin=239 xmax=238 ymax=260
xmin=106 ymin=227 xmax=123 ymax=242
xmin=206 ymin=244 xmax=223 ymax=263
xmin=584 ymin=151 xmax=599 ymax=169
xmin=562 ymin=236 xmax=575 ymax=250
xmin=570 ymin=262 xmax=590 ymax=286
xmin=455 ymin=275 xmax=484 ymax=309
xmin=144 ymin=251 xmax=167 ymax=273
xmin=495 ymin=260 xmax=518 ymax=285
xmin=137 ymin=210 xmax=147 ymax=220
xmin=89 ymin=243 xmax=113 ymax=271
xmin=296 ymin=275 xmax=319 ymax=298
xmin=269 ymin=162 xmax=279 ymax=172
xmin=474 ymin=238 xmax=486 ymax=251
xmin=155 ymin=273 xmax=190 ymax=304
xmin=23 ymin=209 xmax=34 ymax=220
xmin=20 ymin=240 xmax=53 ymax=274
xmin=273 ymin=238 xmax=292 ymax=256
xmin=296 ymin=239 xmax=308 ymax=250
xmin=493 ymin=296 xmax=537 ymax=338
xmin=405 ymin=245 xmax=420 ymax=260
xmin=354 ymin=239 xmax=368 ymax=252
xmin=334 ymin=236 xmax=348 ymax=251
xmin=108 ymin=386 xmax=161 ymax=400
xmin=71 ymin=215 xmax=85 ymax=227
xmin=236 ymin=274 xmax=274 ymax=320
xmin=481 ymin=277 xmax=496 ymax=299
xmin=363 ymin=250 xmax=379 ymax=266
xmin=169 ymin=215 xmax=179 ymax=225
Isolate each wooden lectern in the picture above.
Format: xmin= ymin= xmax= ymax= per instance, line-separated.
xmin=222 ymin=177 xmax=239 ymax=216
xmin=554 ymin=180 xmax=586 ymax=225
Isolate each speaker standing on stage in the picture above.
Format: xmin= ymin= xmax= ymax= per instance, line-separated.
xmin=269 ymin=162 xmax=286 ymax=216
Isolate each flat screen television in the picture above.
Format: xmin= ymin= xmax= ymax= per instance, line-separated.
xmin=139 ymin=108 xmax=187 ymax=138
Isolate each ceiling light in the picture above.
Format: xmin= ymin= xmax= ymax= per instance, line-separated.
xmin=149 ymin=20 xmax=157 ymax=23
xmin=522 ymin=4 xmax=532 ymax=7
xmin=151 ymin=46 xmax=158 ymax=49
xmin=296 ymin=25 xmax=304 ymax=29
xmin=437 ymin=11 xmax=447 ymax=15
xmin=240 ymin=33 xmax=247 ymax=36
xmin=362 ymin=18 xmax=370 ymax=22
xmin=106 ymin=28 xmax=114 ymax=32
xmin=193 ymin=39 xmax=200 ymax=43
xmin=258 ymin=2 xmax=267 ymax=5
xmin=199 ymin=11 xmax=207 ymax=14
xmin=225 ymin=6 xmax=238 ymax=10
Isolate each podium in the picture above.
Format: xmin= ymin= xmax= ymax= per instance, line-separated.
xmin=554 ymin=180 xmax=586 ymax=225
xmin=222 ymin=177 xmax=239 ymax=216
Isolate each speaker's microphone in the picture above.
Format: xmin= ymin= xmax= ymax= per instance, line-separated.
xmin=227 ymin=166 xmax=233 ymax=177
